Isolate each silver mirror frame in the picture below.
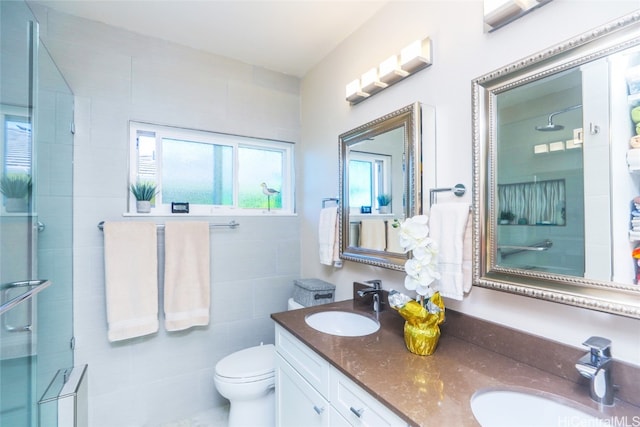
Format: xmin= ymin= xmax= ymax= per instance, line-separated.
xmin=339 ymin=102 xmax=422 ymax=271
xmin=472 ymin=11 xmax=640 ymax=319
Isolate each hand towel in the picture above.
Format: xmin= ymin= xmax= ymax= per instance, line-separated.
xmin=429 ymin=203 xmax=471 ymax=300
xmin=385 ymin=221 xmax=404 ymax=253
xmin=319 ymin=206 xmax=339 ymax=266
xmin=462 ymin=213 xmax=473 ymax=294
xmin=332 ymin=212 xmax=343 ymax=268
xmin=164 ymin=222 xmax=210 ymax=331
xmin=103 ymin=221 xmax=159 ymax=342
xmin=360 ymin=220 xmax=386 ymax=251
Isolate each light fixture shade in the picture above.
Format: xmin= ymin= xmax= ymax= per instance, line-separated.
xmin=345 ymin=78 xmax=369 ymax=104
xmin=483 ymin=0 xmax=523 ymax=28
xmin=379 ymin=55 xmax=409 ymax=85
xmin=400 ymin=38 xmax=432 ymax=73
xmin=360 ymin=67 xmax=387 ymax=95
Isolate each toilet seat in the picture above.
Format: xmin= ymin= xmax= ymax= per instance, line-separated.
xmin=215 ymin=344 xmax=275 ymax=383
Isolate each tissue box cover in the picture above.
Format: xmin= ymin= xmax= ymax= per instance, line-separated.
xmin=293 ymin=278 xmax=336 ymax=307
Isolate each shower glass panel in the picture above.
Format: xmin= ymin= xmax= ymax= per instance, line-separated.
xmin=1 ymin=1 xmax=74 ymax=426
xmin=495 ymin=69 xmax=585 ymax=276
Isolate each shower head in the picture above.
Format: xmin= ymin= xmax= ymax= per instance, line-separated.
xmin=535 ymin=104 xmax=582 ymax=132
xmin=535 ymin=122 xmax=564 ymax=132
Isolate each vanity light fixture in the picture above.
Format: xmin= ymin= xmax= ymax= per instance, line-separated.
xmin=345 ymin=78 xmax=369 ymax=104
xmin=345 ymin=37 xmax=432 ymax=105
xmin=400 ymin=38 xmax=432 ymax=73
xmin=483 ymin=0 xmax=553 ymax=33
xmin=379 ymin=55 xmax=409 ymax=85
xmin=360 ymin=67 xmax=387 ymax=95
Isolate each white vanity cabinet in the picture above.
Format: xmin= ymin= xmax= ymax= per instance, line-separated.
xmin=275 ymin=324 xmax=408 ymax=427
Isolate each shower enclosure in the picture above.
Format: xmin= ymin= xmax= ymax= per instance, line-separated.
xmin=1 ymin=1 xmax=74 ymax=426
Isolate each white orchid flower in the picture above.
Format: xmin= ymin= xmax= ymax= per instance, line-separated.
xmin=397 ymin=214 xmax=440 ymax=303
xmin=398 ymin=215 xmax=430 ymax=251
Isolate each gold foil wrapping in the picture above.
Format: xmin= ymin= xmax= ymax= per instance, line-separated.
xmin=395 ymin=292 xmax=445 ymax=356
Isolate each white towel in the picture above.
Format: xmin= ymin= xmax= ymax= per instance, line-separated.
xmin=103 ymin=221 xmax=159 ymax=342
xmin=164 ymin=222 xmax=210 ymax=331
xmin=462 ymin=213 xmax=473 ymax=294
xmin=429 ymin=203 xmax=471 ymax=300
xmin=319 ymin=207 xmax=340 ymax=266
xmin=385 ymin=221 xmax=404 ymax=253
xmin=360 ymin=220 xmax=386 ymax=251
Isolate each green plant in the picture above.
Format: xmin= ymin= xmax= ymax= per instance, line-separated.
xmin=130 ymin=181 xmax=157 ymax=201
xmin=377 ymin=194 xmax=391 ymax=206
xmin=0 ymin=174 xmax=32 ymax=198
xmin=500 ymin=210 xmax=515 ymax=222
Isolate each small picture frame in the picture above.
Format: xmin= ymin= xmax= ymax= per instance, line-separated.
xmin=360 ymin=206 xmax=372 ymax=214
xmin=171 ymin=202 xmax=189 ymax=213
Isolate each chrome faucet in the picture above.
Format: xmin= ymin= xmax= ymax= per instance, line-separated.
xmin=357 ymin=280 xmax=383 ymax=313
xmin=575 ymin=336 xmax=614 ymax=406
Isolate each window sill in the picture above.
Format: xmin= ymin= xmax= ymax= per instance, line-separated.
xmin=122 ymin=211 xmax=298 ymax=218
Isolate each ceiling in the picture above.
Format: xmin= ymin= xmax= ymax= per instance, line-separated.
xmin=31 ymin=0 xmax=389 ymax=78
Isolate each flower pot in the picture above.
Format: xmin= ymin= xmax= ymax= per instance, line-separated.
xmin=379 ymin=205 xmax=390 ymax=214
xmin=392 ymin=292 xmax=445 ymax=356
xmin=404 ymin=321 xmax=441 ymax=356
xmin=5 ymin=198 xmax=27 ymax=213
xmin=136 ymin=200 xmax=151 ymax=213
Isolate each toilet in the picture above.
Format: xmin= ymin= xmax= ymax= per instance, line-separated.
xmin=213 ymin=298 xmax=304 ymax=427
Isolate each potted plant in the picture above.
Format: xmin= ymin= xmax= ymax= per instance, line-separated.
xmin=1 ymin=174 xmax=32 ymax=212
xmin=499 ymin=210 xmax=515 ymax=224
xmin=130 ymin=181 xmax=157 ymax=213
xmin=377 ymin=194 xmax=391 ymax=214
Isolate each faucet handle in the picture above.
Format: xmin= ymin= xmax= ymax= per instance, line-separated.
xmin=582 ymin=336 xmax=612 ymax=364
xmin=365 ymin=279 xmax=382 ymax=290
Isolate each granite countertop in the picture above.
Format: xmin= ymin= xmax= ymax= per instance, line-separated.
xmin=271 ymin=299 xmax=640 ymax=426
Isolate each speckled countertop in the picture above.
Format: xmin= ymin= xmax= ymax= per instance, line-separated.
xmin=271 ymin=299 xmax=640 ymax=426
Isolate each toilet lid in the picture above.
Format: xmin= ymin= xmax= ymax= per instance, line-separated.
xmin=215 ymin=344 xmax=275 ymax=379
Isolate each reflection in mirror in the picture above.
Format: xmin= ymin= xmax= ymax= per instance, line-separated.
xmin=473 ymin=11 xmax=640 ymax=318
xmin=339 ymin=102 xmax=423 ymax=270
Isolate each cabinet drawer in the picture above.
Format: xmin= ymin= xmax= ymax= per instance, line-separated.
xmin=275 ymin=325 xmax=330 ymax=398
xmin=330 ymin=367 xmax=408 ymax=426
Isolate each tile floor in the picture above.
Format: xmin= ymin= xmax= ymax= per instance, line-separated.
xmin=159 ymin=406 xmax=229 ymax=427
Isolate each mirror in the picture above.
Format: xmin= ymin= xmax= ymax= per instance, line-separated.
xmin=339 ymin=102 xmax=422 ymax=270
xmin=473 ymin=11 xmax=640 ymax=318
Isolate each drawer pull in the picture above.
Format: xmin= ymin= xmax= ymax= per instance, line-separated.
xmin=350 ymin=407 xmax=365 ymax=418
xmin=313 ymin=405 xmax=325 ymax=415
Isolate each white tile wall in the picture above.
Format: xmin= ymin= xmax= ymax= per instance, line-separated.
xmin=32 ymin=5 xmax=302 ymax=426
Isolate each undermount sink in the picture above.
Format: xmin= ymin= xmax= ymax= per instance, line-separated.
xmin=471 ymin=389 xmax=604 ymax=427
xmin=305 ymin=311 xmax=380 ymax=337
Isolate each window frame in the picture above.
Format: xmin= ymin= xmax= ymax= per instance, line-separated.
xmin=129 ymin=121 xmax=295 ymax=216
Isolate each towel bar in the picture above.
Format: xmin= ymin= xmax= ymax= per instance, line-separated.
xmin=498 ymin=239 xmax=553 ymax=259
xmin=97 ymin=220 xmax=240 ymax=230
xmin=429 ymin=184 xmax=466 ymax=207
xmin=322 ymin=198 xmax=339 ymax=208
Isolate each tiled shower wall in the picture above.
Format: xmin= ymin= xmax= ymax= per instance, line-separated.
xmin=30 ymin=4 xmax=302 ymax=426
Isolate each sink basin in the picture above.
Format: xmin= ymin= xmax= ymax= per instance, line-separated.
xmin=471 ymin=389 xmax=604 ymax=427
xmin=305 ymin=311 xmax=380 ymax=337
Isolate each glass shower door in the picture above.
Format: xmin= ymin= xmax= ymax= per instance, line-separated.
xmin=1 ymin=1 xmax=74 ymax=426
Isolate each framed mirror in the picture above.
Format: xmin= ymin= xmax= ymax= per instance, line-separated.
xmin=473 ymin=11 xmax=640 ymax=318
xmin=339 ymin=102 xmax=422 ymax=270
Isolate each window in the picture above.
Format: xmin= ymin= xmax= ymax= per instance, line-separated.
xmin=2 ymin=108 xmax=32 ymax=176
xmin=348 ymin=151 xmax=391 ymax=214
xmin=129 ymin=122 xmax=294 ymax=215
